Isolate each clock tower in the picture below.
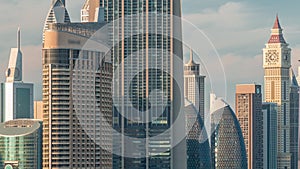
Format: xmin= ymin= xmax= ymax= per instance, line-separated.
xmin=263 ymin=15 xmax=293 ymax=169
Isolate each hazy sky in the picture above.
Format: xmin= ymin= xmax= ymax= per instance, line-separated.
xmin=0 ymin=0 xmax=299 ymax=108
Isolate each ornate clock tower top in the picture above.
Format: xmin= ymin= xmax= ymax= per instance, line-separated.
xmin=263 ymin=15 xmax=291 ymax=68
xmin=268 ymin=15 xmax=286 ymax=44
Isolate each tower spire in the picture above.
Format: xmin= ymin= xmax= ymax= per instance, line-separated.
xmin=189 ymin=47 xmax=194 ymax=63
xmin=273 ymin=14 xmax=282 ymax=30
xmin=268 ymin=15 xmax=286 ymax=44
xmin=17 ymin=27 xmax=20 ymax=50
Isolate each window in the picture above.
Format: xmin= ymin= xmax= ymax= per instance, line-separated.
xmin=283 ymin=81 xmax=286 ymax=100
xmin=271 ymin=81 xmax=275 ymax=100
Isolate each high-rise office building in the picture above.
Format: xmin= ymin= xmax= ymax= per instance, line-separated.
xmin=296 ymin=67 xmax=300 ymax=163
xmin=42 ymin=2 xmax=113 ymax=168
xmin=263 ymin=15 xmax=299 ymax=168
xmin=185 ymin=99 xmax=211 ymax=169
xmin=289 ymin=71 xmax=299 ymax=169
xmin=101 ymin=0 xmax=186 ymax=168
xmin=184 ymin=49 xmax=206 ymax=120
xmin=0 ymin=28 xmax=33 ymax=122
xmin=0 ymin=119 xmax=42 ymax=169
xmin=235 ymin=84 xmax=263 ymax=169
xmin=262 ymin=102 xmax=278 ymax=169
xmin=210 ymin=93 xmax=247 ymax=169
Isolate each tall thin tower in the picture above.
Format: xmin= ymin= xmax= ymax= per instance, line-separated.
xmin=184 ymin=48 xmax=205 ymax=120
xmin=263 ymin=15 xmax=294 ymax=168
xmin=235 ymin=84 xmax=264 ymax=169
xmin=102 ymin=0 xmax=186 ymax=168
xmin=0 ymin=28 xmax=33 ymax=122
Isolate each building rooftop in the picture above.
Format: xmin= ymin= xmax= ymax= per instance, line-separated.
xmin=0 ymin=119 xmax=41 ymax=137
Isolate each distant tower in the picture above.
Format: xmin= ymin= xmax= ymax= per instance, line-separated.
xmin=262 ymin=102 xmax=278 ymax=169
xmin=289 ymin=70 xmax=299 ymax=169
xmin=184 ymin=48 xmax=206 ymax=120
xmin=81 ymin=0 xmax=105 ymax=23
xmin=0 ymin=28 xmax=33 ymax=122
xmin=263 ymin=15 xmax=298 ymax=168
xmin=185 ymin=99 xmax=211 ymax=169
xmin=235 ymin=84 xmax=263 ymax=169
xmin=210 ymin=94 xmax=247 ymax=169
xmin=296 ymin=66 xmax=300 ymax=163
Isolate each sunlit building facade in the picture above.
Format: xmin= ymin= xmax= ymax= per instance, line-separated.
xmin=263 ymin=15 xmax=299 ymax=169
xmin=184 ymin=49 xmax=205 ymax=120
xmin=42 ymin=2 xmax=113 ymax=168
xmin=235 ymin=84 xmax=264 ymax=169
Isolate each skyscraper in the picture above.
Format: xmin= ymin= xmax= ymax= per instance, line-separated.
xmin=0 ymin=28 xmax=33 ymax=122
xmin=263 ymin=15 xmax=298 ymax=168
xmin=101 ymin=0 xmax=186 ymax=168
xmin=184 ymin=48 xmax=206 ymax=120
xmin=42 ymin=1 xmax=113 ymax=168
xmin=185 ymin=99 xmax=211 ymax=169
xmin=296 ymin=67 xmax=300 ymax=163
xmin=210 ymin=94 xmax=247 ymax=169
xmin=0 ymin=119 xmax=43 ymax=169
xmin=262 ymin=102 xmax=278 ymax=169
xmin=289 ymin=70 xmax=299 ymax=169
xmin=235 ymin=84 xmax=263 ymax=169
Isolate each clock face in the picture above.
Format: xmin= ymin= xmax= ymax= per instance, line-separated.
xmin=266 ymin=51 xmax=279 ymax=63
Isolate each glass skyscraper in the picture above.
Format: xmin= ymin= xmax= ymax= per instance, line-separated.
xmin=185 ymin=99 xmax=211 ymax=169
xmin=101 ymin=0 xmax=185 ymax=169
xmin=210 ymin=94 xmax=247 ymax=169
xmin=262 ymin=102 xmax=278 ymax=169
xmin=0 ymin=119 xmax=42 ymax=169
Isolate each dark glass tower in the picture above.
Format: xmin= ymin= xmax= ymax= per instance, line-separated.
xmin=185 ymin=100 xmax=211 ymax=169
xmin=101 ymin=0 xmax=185 ymax=168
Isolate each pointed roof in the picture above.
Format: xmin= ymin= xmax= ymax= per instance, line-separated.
xmin=186 ymin=48 xmax=199 ymax=66
xmin=6 ymin=28 xmax=23 ymax=82
xmin=43 ymin=0 xmax=71 ymax=43
xmin=268 ymin=15 xmax=286 ymax=44
xmin=272 ymin=15 xmax=282 ymax=29
xmin=290 ymin=69 xmax=299 ymax=87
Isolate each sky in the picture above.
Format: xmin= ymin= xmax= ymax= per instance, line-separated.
xmin=0 ymin=0 xmax=299 ymax=108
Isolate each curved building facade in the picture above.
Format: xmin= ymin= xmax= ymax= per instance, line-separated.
xmin=0 ymin=119 xmax=42 ymax=169
xmin=210 ymin=95 xmax=247 ymax=169
xmin=185 ymin=100 xmax=211 ymax=169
